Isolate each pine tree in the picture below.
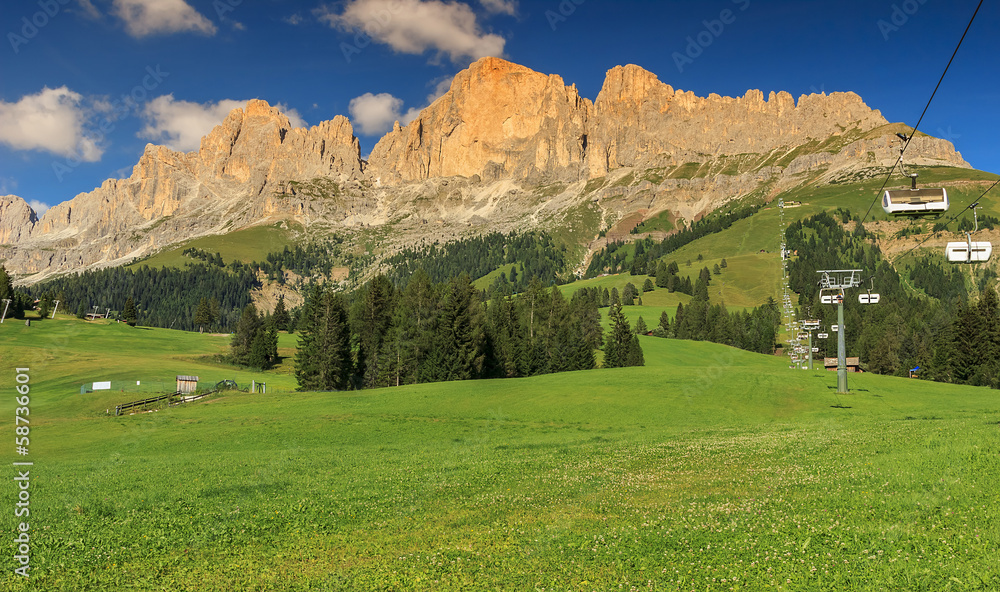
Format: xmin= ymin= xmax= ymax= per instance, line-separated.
xmin=642 ymin=278 xmax=654 ymax=292
xmin=295 ymin=286 xmax=352 ymax=391
xmin=604 ymin=302 xmax=633 ymax=368
xmin=272 ymin=295 xmax=290 ymax=331
xmin=123 ymin=297 xmax=138 ymax=327
xmin=351 ymin=275 xmax=396 ymax=388
xmin=194 ymin=297 xmax=212 ymax=332
xmin=658 ymin=310 xmax=671 ymax=336
xmin=720 ymin=258 xmax=728 ymax=269
xmin=231 ymin=304 xmax=261 ymax=366
xmin=76 ymin=302 xmax=86 ymax=319
xmin=423 ymin=274 xmax=484 ymax=382
xmin=635 ymin=316 xmax=648 ymax=334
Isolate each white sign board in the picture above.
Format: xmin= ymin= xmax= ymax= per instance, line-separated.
xmin=92 ymin=381 xmax=111 ymax=390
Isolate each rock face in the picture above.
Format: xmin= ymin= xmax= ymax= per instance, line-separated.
xmin=368 ymin=57 xmax=591 ymax=185
xmin=588 ymin=64 xmax=891 ymax=173
xmin=2 ymin=100 xmax=363 ymax=278
xmin=0 ymin=195 xmax=37 ymax=244
xmin=0 ymin=59 xmax=974 ymax=282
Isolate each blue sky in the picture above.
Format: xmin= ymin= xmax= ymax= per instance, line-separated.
xmin=1 ymin=0 xmax=996 ymax=216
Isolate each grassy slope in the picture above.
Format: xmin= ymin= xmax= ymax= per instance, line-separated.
xmin=2 ymin=318 xmax=999 ymax=591
xmin=127 ymin=223 xmax=300 ymax=270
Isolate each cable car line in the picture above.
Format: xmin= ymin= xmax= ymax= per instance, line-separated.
xmin=860 ymin=0 xmax=984 ymax=225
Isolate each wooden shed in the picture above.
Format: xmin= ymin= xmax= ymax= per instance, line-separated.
xmin=176 ymin=375 xmax=199 ymax=394
xmin=823 ymin=358 xmax=862 ymax=373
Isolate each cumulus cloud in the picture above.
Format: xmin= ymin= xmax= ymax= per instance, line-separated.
xmin=284 ymin=13 xmax=304 ymax=25
xmin=0 ymin=86 xmax=103 ymax=161
xmin=348 ymin=79 xmax=453 ymax=135
xmin=140 ymin=96 xmax=306 ymax=152
xmin=112 ymin=0 xmax=216 ymax=37
xmin=318 ymin=0 xmax=505 ymax=63
xmin=479 ymin=0 xmax=516 ymax=15
xmin=28 ymin=199 xmax=50 ymax=216
xmin=348 ymin=93 xmax=406 ymax=136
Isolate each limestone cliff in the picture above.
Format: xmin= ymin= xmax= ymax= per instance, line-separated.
xmin=367 ymin=57 xmax=591 ymax=185
xmin=2 ymin=100 xmax=363 ymax=278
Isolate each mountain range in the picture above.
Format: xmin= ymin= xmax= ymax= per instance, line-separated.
xmin=0 ymin=56 xmax=972 ymax=283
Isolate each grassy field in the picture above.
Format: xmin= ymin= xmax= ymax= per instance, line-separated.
xmin=2 ymin=318 xmax=999 ymax=591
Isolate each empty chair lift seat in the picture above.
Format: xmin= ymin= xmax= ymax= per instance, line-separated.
xmin=946 ymin=241 xmax=992 ymax=262
xmin=882 ymin=188 xmax=948 ymax=215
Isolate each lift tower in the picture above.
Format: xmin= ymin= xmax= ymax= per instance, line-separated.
xmin=817 ymin=270 xmax=862 ymax=394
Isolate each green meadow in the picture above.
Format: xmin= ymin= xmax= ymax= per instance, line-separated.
xmin=2 ymin=317 xmax=999 ymax=591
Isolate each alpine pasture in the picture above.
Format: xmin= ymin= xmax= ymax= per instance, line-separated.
xmin=2 ymin=316 xmax=999 ymax=591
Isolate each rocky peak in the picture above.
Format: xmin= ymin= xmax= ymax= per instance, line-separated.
xmin=367 ymin=56 xmax=592 ymax=185
xmin=0 ymin=195 xmax=37 ymax=245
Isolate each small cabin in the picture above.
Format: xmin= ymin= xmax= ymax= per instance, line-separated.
xmin=176 ymin=375 xmax=199 ymax=394
xmin=882 ymin=188 xmax=948 ymax=215
xmin=823 ymin=357 xmax=862 ymax=373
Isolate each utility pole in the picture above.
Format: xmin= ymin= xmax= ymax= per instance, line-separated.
xmin=0 ymin=299 xmax=10 ymax=324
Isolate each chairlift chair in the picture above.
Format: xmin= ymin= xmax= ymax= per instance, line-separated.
xmin=881 ymin=173 xmax=948 ymax=216
xmin=946 ymin=205 xmax=992 ymax=263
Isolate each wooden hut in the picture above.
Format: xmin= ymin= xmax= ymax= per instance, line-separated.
xmin=176 ymin=375 xmax=199 ymax=394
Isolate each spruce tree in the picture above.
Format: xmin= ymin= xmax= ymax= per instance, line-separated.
xmin=231 ymin=304 xmax=261 ymax=366
xmin=123 ymin=297 xmax=138 ymax=327
xmin=634 ymin=316 xmax=647 ymax=334
xmin=194 ymin=297 xmax=212 ymax=332
xmin=604 ymin=302 xmax=633 ymax=368
xmin=272 ymin=295 xmax=290 ymax=331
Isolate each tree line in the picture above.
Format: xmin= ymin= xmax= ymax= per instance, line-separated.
xmin=383 ymin=232 xmax=569 ymax=290
xmin=293 ymin=271 xmax=643 ymax=391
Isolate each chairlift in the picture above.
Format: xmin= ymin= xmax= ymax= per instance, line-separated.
xmin=881 ymin=157 xmax=948 ymax=216
xmin=797 ymin=333 xmax=809 ymax=340
xmin=858 ymin=278 xmax=881 ymax=304
xmin=831 ymin=324 xmax=839 ymax=332
xmin=812 ymin=347 xmax=819 ymax=353
xmin=817 ymin=332 xmax=828 ymax=339
xmin=945 ymin=204 xmax=992 ymax=262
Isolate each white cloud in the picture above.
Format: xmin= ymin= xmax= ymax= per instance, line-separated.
xmin=140 ymin=96 xmax=307 ymax=152
xmin=349 ymin=78 xmax=454 ymax=135
xmin=0 ymin=86 xmax=103 ymax=161
xmin=349 ymin=92 xmax=405 ymax=135
xmin=318 ymin=0 xmax=505 ymax=63
xmin=112 ymin=0 xmax=216 ymax=38
xmin=284 ymin=13 xmax=304 ymax=25
xmin=28 ymin=200 xmax=50 ymax=217
xmin=479 ymin=0 xmax=516 ymax=15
